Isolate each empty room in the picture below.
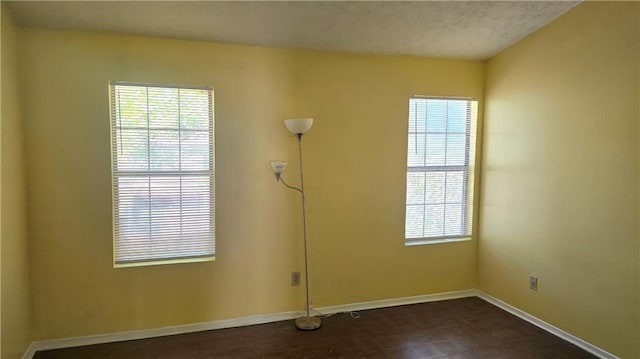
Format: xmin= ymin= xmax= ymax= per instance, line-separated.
xmin=1 ymin=1 xmax=638 ymax=358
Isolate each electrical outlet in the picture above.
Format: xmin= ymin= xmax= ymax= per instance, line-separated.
xmin=291 ymin=271 xmax=301 ymax=286
xmin=529 ymin=276 xmax=538 ymax=291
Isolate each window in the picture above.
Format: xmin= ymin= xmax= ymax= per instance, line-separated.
xmin=405 ymin=97 xmax=477 ymax=244
xmin=110 ymin=82 xmax=215 ymax=266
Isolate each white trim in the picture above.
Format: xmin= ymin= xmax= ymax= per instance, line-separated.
xmin=405 ymin=237 xmax=471 ymax=247
xmin=476 ymin=291 xmax=618 ymax=359
xmin=26 ymin=310 xmax=299 ymax=355
xmin=22 ymin=289 xmax=616 ymax=359
xmin=22 ymin=289 xmax=475 ymax=358
xmin=318 ymin=289 xmax=477 ymax=314
xmin=21 ymin=342 xmax=37 ymax=359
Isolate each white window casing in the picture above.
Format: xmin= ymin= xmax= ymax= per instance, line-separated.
xmin=405 ymin=97 xmax=478 ymax=244
xmin=110 ymin=81 xmax=215 ymax=266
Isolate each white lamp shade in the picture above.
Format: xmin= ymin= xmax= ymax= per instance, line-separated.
xmin=284 ymin=118 xmax=313 ymax=134
xmin=270 ymin=161 xmax=288 ymax=175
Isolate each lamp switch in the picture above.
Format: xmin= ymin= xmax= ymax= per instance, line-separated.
xmin=291 ymin=271 xmax=301 ymax=286
xmin=529 ymin=276 xmax=538 ymax=291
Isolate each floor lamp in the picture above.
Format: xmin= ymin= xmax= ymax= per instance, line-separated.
xmin=270 ymin=118 xmax=321 ymax=331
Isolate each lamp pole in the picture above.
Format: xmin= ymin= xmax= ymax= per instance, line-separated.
xmin=292 ymin=131 xmax=321 ymax=330
xmin=296 ymin=133 xmax=313 ymax=327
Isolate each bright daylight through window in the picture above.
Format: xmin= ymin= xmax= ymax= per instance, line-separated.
xmin=110 ymin=82 xmax=215 ymax=266
xmin=405 ymin=97 xmax=477 ymax=244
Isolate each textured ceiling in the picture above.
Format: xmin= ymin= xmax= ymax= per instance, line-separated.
xmin=6 ymin=1 xmax=580 ymax=60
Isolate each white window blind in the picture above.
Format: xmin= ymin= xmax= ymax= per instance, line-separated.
xmin=110 ymin=82 xmax=215 ymax=266
xmin=405 ymin=97 xmax=477 ymax=242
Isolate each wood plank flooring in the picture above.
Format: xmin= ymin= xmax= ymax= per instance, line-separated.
xmin=34 ymin=297 xmax=597 ymax=358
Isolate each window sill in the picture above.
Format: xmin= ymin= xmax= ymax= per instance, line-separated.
xmin=114 ymin=256 xmax=215 ymax=268
xmin=405 ymin=237 xmax=471 ymax=247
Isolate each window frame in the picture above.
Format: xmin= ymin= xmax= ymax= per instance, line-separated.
xmin=109 ymin=81 xmax=216 ymax=267
xmin=404 ymin=96 xmax=478 ymax=246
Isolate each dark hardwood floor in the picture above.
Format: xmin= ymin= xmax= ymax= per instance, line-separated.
xmin=34 ymin=297 xmax=597 ymax=359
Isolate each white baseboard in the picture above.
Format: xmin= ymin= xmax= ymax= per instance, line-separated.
xmin=26 ymin=310 xmax=300 ymax=354
xmin=23 ymin=289 xmax=475 ymax=358
xmin=319 ymin=289 xmax=477 ymax=314
xmin=23 ymin=289 xmax=616 ymax=359
xmin=476 ymin=291 xmax=618 ymax=359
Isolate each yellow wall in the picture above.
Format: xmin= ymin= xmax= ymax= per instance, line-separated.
xmin=288 ymin=52 xmax=483 ymax=306
xmin=19 ymin=28 xmax=483 ymax=339
xmin=1 ymin=4 xmax=32 ymax=359
xmin=480 ymin=2 xmax=639 ymax=358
